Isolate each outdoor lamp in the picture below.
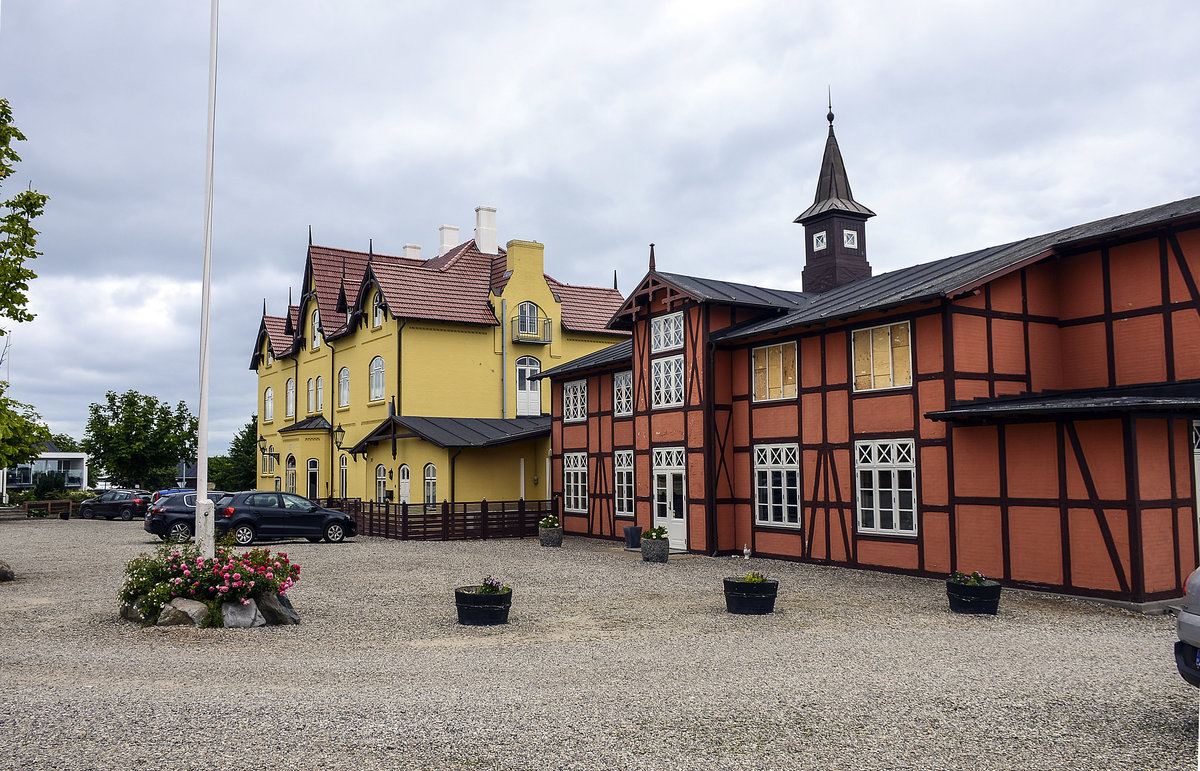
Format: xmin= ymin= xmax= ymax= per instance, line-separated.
xmin=333 ymin=423 xmax=346 ymax=449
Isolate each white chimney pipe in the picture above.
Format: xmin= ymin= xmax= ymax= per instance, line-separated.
xmin=403 ymin=243 xmax=421 ymax=260
xmin=438 ymin=225 xmax=459 ymax=256
xmin=474 ymin=206 xmax=498 ymax=254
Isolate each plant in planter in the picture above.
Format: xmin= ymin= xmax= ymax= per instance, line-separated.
xmin=723 ymin=571 xmax=779 ymax=615
xmin=640 ymin=526 xmax=670 ymax=563
xmin=455 ymin=575 xmax=513 ymax=625
xmin=538 ymin=514 xmax=563 ymax=548
xmin=946 ymin=570 xmax=1002 ymax=615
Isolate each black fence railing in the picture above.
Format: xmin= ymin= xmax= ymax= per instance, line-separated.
xmin=318 ymin=497 xmax=554 ymax=542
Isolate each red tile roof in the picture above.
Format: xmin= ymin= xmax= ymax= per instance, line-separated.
xmin=546 ymin=277 xmax=626 ymax=335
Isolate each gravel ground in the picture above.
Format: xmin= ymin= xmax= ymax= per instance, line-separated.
xmin=0 ymin=515 xmax=1196 ymax=771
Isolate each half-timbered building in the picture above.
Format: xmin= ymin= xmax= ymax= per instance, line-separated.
xmin=541 ymin=114 xmax=1200 ymax=606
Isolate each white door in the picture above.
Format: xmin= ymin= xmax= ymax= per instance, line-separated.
xmin=516 ymin=356 xmax=541 ymax=416
xmin=398 ymin=465 xmax=410 ymax=504
xmin=652 ymin=447 xmax=687 ymax=550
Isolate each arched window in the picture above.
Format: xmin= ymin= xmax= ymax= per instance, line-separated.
xmin=518 ymin=301 xmax=540 ymax=336
xmin=268 ymin=445 xmax=275 ymax=474
xmin=369 ymin=356 xmax=385 ymax=401
xmin=315 ymin=376 xmax=324 ymax=411
xmin=285 ymin=455 xmax=296 ymax=494
xmin=286 ymin=379 xmax=295 ymax=417
xmin=264 ymin=387 xmax=274 ymax=421
xmin=339 ymin=455 xmax=348 ymax=497
xmin=307 ymin=378 xmax=314 ymax=413
xmin=266 ymin=349 xmax=273 ymax=366
xmin=372 ymin=292 xmax=384 ymax=328
xmin=311 ymin=308 xmax=321 ymax=350
xmin=307 ymin=458 xmax=319 ymax=499
xmin=516 ymin=356 xmax=541 ymax=416
xmin=424 ymin=463 xmax=437 ymax=508
xmin=338 ymin=367 xmax=350 ymax=407
xmin=398 ymin=464 xmax=410 ymax=504
xmin=375 ymin=464 xmax=387 ymax=502
xmin=261 ymin=443 xmax=269 ymax=474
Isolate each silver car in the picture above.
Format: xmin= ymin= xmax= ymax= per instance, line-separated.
xmin=1175 ymin=567 xmax=1200 ymax=687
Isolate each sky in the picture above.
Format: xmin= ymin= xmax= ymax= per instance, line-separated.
xmin=1 ymin=1 xmax=1198 ymax=454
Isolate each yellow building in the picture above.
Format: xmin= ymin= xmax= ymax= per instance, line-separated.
xmin=250 ymin=206 xmax=627 ymax=504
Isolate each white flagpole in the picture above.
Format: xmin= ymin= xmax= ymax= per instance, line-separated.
xmin=196 ymin=0 xmax=220 ymax=558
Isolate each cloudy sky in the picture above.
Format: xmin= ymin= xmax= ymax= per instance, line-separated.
xmin=1 ymin=1 xmax=1198 ymax=454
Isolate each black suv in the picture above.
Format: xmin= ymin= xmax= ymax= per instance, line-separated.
xmin=144 ymin=491 xmax=228 ymax=542
xmin=215 ymin=491 xmax=356 ymax=546
xmin=79 ymin=489 xmax=154 ymax=521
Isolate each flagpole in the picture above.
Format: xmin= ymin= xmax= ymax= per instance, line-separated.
xmin=196 ymin=0 xmax=220 ymax=558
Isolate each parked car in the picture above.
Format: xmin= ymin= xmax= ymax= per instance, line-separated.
xmin=152 ymin=487 xmax=192 ymax=503
xmin=79 ymin=489 xmax=154 ymax=521
xmin=215 ymin=491 xmax=356 ymax=546
xmin=144 ymin=491 xmax=228 ymax=542
xmin=1175 ymin=566 xmax=1200 ymax=687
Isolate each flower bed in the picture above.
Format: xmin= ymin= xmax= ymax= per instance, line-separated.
xmin=119 ymin=543 xmax=300 ymax=627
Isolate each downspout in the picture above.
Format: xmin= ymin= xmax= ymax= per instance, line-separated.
xmin=450 ymin=447 xmax=463 ymax=503
xmin=501 ymin=299 xmax=508 ymax=418
xmin=326 ymin=336 xmax=336 ymax=498
xmin=395 ymin=319 xmax=406 ymax=417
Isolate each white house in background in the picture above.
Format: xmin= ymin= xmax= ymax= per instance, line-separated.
xmin=1 ymin=441 xmax=89 ymax=503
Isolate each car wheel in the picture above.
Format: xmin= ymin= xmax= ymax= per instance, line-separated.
xmin=324 ymin=522 xmax=346 ymax=543
xmin=233 ymin=524 xmax=256 ymax=546
xmin=119 ymin=508 xmax=133 ymax=521
xmin=81 ymin=507 xmax=94 ymax=519
xmin=305 ymin=536 xmax=322 ymax=543
xmin=167 ymin=522 xmax=193 ymax=543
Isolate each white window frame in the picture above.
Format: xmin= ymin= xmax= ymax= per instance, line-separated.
xmin=307 ymin=378 xmax=314 ymax=413
xmin=285 ymin=379 xmax=295 ymax=417
xmin=518 ymin=301 xmax=540 ymax=336
xmin=372 ymin=292 xmax=384 ymax=328
xmin=563 ymin=452 xmax=588 ymax=513
xmin=753 ymin=444 xmax=800 ymax=528
xmin=563 ymin=379 xmax=587 ymax=423
xmin=752 ymin=342 xmax=798 ymax=402
xmin=266 ymin=349 xmax=273 ymax=366
xmin=852 ymin=321 xmax=913 ymax=392
xmin=855 ymin=439 xmax=917 ymax=537
xmin=651 ymin=355 xmax=684 ymax=409
xmin=375 ymin=464 xmax=387 ymax=502
xmin=339 ymin=455 xmax=347 ymax=497
xmin=424 ymin=463 xmax=437 ymax=508
xmin=613 ymin=370 xmax=632 ymax=417
xmin=263 ymin=387 xmax=274 ymax=421
xmin=285 ymin=455 xmax=296 ymax=494
xmin=614 ymin=450 xmax=634 ymax=518
xmin=338 ymin=367 xmax=350 ymax=408
xmin=310 ymin=309 xmax=321 ymax=350
xmin=369 ymin=356 xmax=385 ymax=401
xmin=268 ymin=446 xmax=275 ymax=475
xmin=315 ymin=376 xmax=324 ymax=411
xmin=650 ymin=311 xmax=684 ymax=353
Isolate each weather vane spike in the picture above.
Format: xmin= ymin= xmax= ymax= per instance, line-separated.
xmin=649 ymin=243 xmax=656 ymax=272
xmin=308 ymin=224 xmax=312 ymax=246
xmin=827 ymin=86 xmax=834 ymax=125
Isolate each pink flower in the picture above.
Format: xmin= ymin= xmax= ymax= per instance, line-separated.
xmin=183 ymin=569 xmax=191 ymax=577
xmin=266 ymin=572 xmax=274 ymax=579
xmin=240 ymin=598 xmax=249 ymax=606
xmin=233 ymin=573 xmax=241 ymax=581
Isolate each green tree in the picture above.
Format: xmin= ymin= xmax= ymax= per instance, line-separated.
xmin=0 ymin=382 xmax=50 ymax=468
xmin=208 ymin=416 xmax=258 ymax=492
xmin=0 ymin=98 xmax=47 ymax=334
xmin=83 ymin=390 xmax=197 ymax=490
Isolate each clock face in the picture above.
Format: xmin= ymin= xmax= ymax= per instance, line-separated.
xmin=843 ymin=229 xmax=858 ymax=249
xmin=813 ymin=231 xmax=827 ymax=251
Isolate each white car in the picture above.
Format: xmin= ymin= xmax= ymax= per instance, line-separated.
xmin=1175 ymin=567 xmax=1200 ymax=687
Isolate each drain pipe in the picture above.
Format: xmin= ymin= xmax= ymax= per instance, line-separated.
xmin=500 ymin=298 xmax=508 ymax=418
xmin=449 ymin=447 xmax=463 ymax=503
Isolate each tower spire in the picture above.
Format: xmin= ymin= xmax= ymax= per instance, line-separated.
xmin=649 ymin=243 xmax=656 ymax=272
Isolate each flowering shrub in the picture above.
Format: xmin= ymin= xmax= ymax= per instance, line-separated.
xmin=119 ymin=542 xmax=301 ymax=626
xmin=538 ymin=514 xmax=560 ymax=529
xmin=476 ymin=575 xmax=508 ymax=594
xmin=642 ymin=526 xmax=668 ymax=540
xmin=742 ymin=571 xmax=768 ymax=583
xmin=949 ymin=570 xmax=988 ymax=586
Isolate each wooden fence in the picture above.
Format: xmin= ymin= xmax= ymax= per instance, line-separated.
xmin=23 ymin=500 xmax=75 ymax=518
xmin=318 ymin=497 xmax=554 ymax=542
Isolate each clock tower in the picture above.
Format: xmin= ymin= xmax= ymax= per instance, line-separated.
xmin=796 ymin=108 xmax=875 ymax=293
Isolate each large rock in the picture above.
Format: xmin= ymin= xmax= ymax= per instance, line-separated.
xmin=0 ymin=560 xmax=13 ymax=582
xmin=257 ymin=592 xmax=300 ymax=625
xmin=157 ymin=598 xmax=209 ymax=627
xmin=222 ymin=598 xmax=266 ymax=628
xmin=119 ymin=599 xmax=146 ymax=623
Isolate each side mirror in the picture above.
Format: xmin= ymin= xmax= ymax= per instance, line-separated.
xmin=309 ymin=504 xmax=318 ymax=512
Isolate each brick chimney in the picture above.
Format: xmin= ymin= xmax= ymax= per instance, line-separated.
xmin=474 ymin=206 xmax=498 ymax=254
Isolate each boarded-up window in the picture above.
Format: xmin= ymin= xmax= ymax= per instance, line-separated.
xmin=752 ymin=342 xmax=798 ymax=401
xmin=853 ymin=322 xmax=911 ymax=391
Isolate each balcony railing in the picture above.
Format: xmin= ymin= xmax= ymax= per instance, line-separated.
xmin=511 ymin=315 xmax=552 ymax=344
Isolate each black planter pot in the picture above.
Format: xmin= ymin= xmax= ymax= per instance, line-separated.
xmin=58 ymin=511 xmax=70 ymax=520
xmin=623 ymin=525 xmax=643 ymax=549
xmin=723 ymin=578 xmax=778 ymax=615
xmin=946 ymin=579 xmax=1002 ymax=615
xmin=455 ymin=587 xmax=512 ymax=625
xmin=539 ymin=526 xmax=563 ymax=547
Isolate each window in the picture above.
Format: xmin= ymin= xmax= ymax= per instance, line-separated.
xmin=339 ymin=455 xmax=347 ymax=497
xmin=754 ymin=444 xmax=800 ymax=527
xmin=266 ymin=349 xmax=273 ymax=366
xmin=613 ymin=370 xmax=632 ymax=416
xmin=311 ymin=309 xmax=321 ymax=350
xmin=650 ymin=311 xmax=684 ymax=353
xmin=853 ymin=322 xmax=912 ymax=391
xmin=338 ymin=367 xmax=350 ymax=407
xmin=651 ymin=355 xmax=684 ymax=408
xmin=614 ymin=450 xmax=634 ymax=518
xmin=263 ymin=387 xmax=274 ymax=421
xmin=424 ymin=464 xmax=437 ymax=508
xmin=518 ymin=301 xmax=539 ymax=336
xmin=516 ymin=356 xmax=541 ymax=416
xmin=261 ymin=444 xmax=269 ymax=474
xmin=855 ymin=439 xmax=916 ymax=536
xmin=315 ymin=376 xmax=324 ymax=411
xmin=286 ymin=379 xmax=295 ymax=417
xmin=369 ymin=356 xmax=385 ymax=401
xmin=285 ymin=455 xmax=296 ymax=494
xmin=372 ymin=292 xmax=384 ymax=328
xmin=307 ymin=378 xmax=314 ymax=413
xmin=563 ymin=379 xmax=587 ymax=422
xmin=563 ymin=452 xmax=588 ymax=513
xmin=752 ymin=342 xmax=797 ymax=401
xmin=268 ymin=446 xmax=275 ymax=475
xmin=375 ymin=464 xmax=387 ymax=502
xmin=307 ymin=458 xmax=319 ymax=499
xmin=398 ymin=464 xmax=410 ymax=504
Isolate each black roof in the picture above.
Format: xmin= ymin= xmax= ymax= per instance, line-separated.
xmin=279 ymin=415 xmax=333 ymax=433
xmin=537 ymin=338 xmax=632 ymax=380
xmin=654 ymin=272 xmax=813 ymax=310
xmin=926 ymin=382 xmax=1200 ymax=423
xmin=715 ymin=194 xmax=1200 ymax=342
xmin=348 ymin=415 xmax=549 ymax=453
xmin=794 ymin=120 xmax=875 ymax=223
